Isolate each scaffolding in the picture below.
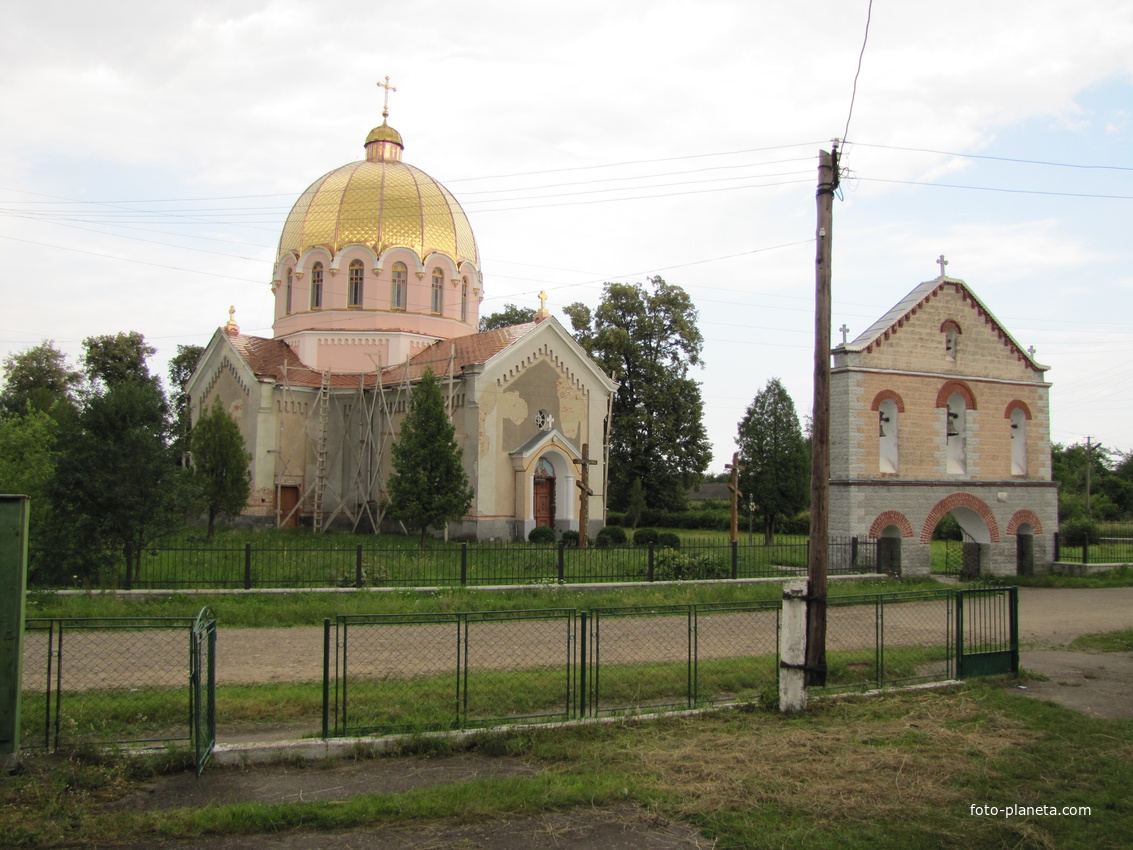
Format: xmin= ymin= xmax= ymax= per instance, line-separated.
xmin=269 ymin=348 xmax=463 ymax=532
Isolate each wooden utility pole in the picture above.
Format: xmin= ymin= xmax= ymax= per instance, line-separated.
xmin=726 ymin=452 xmax=744 ymax=543
xmin=574 ymin=443 xmax=597 ymax=548
xmin=805 ymin=147 xmax=837 ymax=688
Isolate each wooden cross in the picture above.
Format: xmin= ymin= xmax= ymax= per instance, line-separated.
xmin=725 ymin=452 xmax=745 ymax=544
xmin=574 ymin=443 xmax=598 ymax=549
xmin=839 ymin=323 xmax=849 ymax=344
xmin=377 ymin=75 xmax=397 ymax=119
xmin=936 ymin=254 xmax=949 ymax=277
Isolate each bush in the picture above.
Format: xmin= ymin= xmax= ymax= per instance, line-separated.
xmin=528 ymin=525 xmax=556 ymax=544
xmin=933 ymin=514 xmax=963 ymax=541
xmin=653 ymin=549 xmax=729 ymax=581
xmin=595 ymin=525 xmax=627 ymax=547
xmin=658 ymin=531 xmax=681 ymax=549
xmin=633 ymin=527 xmax=659 ymax=547
xmin=1061 ymin=517 xmax=1100 ymax=547
xmin=560 ymin=529 xmax=579 ymax=548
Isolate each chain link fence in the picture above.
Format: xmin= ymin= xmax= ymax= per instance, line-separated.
xmin=21 ymin=617 xmax=198 ymax=752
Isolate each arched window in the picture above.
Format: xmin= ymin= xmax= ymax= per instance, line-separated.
xmin=431 ymin=268 xmax=444 ymax=313
xmin=1010 ymin=407 xmax=1028 ymax=475
xmin=285 ymin=268 xmax=292 ymax=315
xmin=942 ymin=320 xmax=961 ymax=362
xmin=461 ymin=276 xmax=468 ymax=321
xmin=310 ymin=262 xmax=323 ymax=309
xmin=391 ymin=262 xmax=407 ymax=310
xmin=348 ymin=259 xmax=364 ymax=308
xmin=878 ymin=398 xmax=899 ymax=473
xmin=946 ymin=392 xmax=967 ymax=474
xmin=535 ymin=457 xmax=554 ymax=477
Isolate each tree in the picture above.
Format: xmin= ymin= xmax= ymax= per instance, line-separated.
xmin=625 ymin=477 xmax=646 ymax=529
xmin=479 ymin=304 xmax=536 ymax=332
xmin=169 ymin=344 xmax=205 ymax=464
xmin=736 ymin=378 xmax=809 ymax=544
xmin=387 ymin=369 xmax=474 ymax=545
xmin=190 ymin=398 xmax=252 ymax=541
xmin=82 ymin=331 xmax=156 ymax=388
xmin=0 ymin=407 xmax=59 ymax=542
xmin=565 ymin=276 xmax=710 ymax=511
xmin=48 ymin=377 xmax=185 ymax=587
xmin=0 ymin=340 xmax=81 ymax=418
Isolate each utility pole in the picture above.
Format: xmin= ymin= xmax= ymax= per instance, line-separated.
xmin=574 ymin=443 xmax=597 ymax=548
xmin=805 ymin=146 xmax=838 ymax=688
xmin=726 ymin=452 xmax=745 ymax=543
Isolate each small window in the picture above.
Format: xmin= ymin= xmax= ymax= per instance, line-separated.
xmin=878 ymin=399 xmax=898 ymax=474
xmin=391 ymin=262 xmax=407 ymax=310
xmin=348 ymin=260 xmax=364 ymax=307
xmin=310 ymin=262 xmax=323 ymax=309
xmin=285 ymin=268 xmax=292 ymax=315
xmin=946 ymin=393 xmax=966 ymax=474
xmin=461 ymin=276 xmax=468 ymax=321
xmin=942 ymin=320 xmax=960 ymax=361
xmin=1010 ymin=407 xmax=1027 ymax=475
xmin=431 ymin=268 xmax=444 ymax=313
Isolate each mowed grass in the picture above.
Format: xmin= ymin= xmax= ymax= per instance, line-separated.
xmin=3 ymin=682 xmax=1130 ymax=848
xmin=25 ymin=576 xmax=943 ymax=627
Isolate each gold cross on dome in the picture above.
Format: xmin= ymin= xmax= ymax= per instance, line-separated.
xmin=936 ymin=254 xmax=949 ymax=277
xmin=377 ymin=75 xmax=397 ymax=119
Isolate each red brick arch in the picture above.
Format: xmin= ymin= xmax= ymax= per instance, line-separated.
xmin=869 ymin=511 xmax=915 ymax=539
xmin=870 ymin=390 xmax=905 ymax=412
xmin=935 ymin=380 xmax=977 ymax=410
xmin=940 ymin=319 xmax=962 ymax=335
xmin=1004 ymin=400 xmax=1032 ymax=420
xmin=920 ymin=493 xmax=1001 ymax=544
xmin=1006 ymin=509 xmax=1043 ymax=536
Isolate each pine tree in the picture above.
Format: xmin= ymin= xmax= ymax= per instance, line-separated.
xmin=388 ymin=369 xmax=474 ymax=546
xmin=191 ymin=397 xmax=252 ymax=541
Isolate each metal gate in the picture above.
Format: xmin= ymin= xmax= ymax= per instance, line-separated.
xmin=942 ymin=529 xmax=982 ymax=579
xmin=190 ymin=607 xmax=217 ymax=776
xmin=955 ymin=586 xmax=1018 ymax=678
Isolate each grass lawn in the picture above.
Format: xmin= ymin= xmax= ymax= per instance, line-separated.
xmin=2 ymin=682 xmax=1129 ymax=848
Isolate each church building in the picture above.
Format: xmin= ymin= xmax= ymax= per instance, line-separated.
xmin=186 ymin=96 xmax=617 ymax=540
xmin=830 ymin=258 xmax=1058 ymax=576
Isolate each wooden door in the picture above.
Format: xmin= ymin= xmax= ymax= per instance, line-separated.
xmin=534 ymin=478 xmax=554 ymax=528
xmin=278 ymin=486 xmax=300 ymax=528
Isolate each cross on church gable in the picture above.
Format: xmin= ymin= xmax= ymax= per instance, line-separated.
xmin=936 ymin=254 xmax=949 ymax=277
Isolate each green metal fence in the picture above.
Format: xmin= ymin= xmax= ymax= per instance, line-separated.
xmin=21 ymin=614 xmax=209 ymax=753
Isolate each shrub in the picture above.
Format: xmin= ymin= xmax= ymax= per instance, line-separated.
xmin=560 ymin=529 xmax=579 ymax=548
xmin=1061 ymin=517 xmax=1100 ymax=547
xmin=933 ymin=514 xmax=963 ymax=541
xmin=658 ymin=531 xmax=681 ymax=549
xmin=528 ymin=525 xmax=556 ymax=544
xmin=633 ymin=527 xmax=659 ymax=546
xmin=653 ymin=549 xmax=729 ymax=581
xmin=596 ymin=525 xmax=627 ymax=546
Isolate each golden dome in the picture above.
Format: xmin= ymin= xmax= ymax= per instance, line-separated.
xmin=277 ymin=124 xmax=479 ymax=268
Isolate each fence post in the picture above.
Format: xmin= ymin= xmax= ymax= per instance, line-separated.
xmin=578 ymin=610 xmax=588 ymax=718
xmin=779 ymin=578 xmax=808 ymax=712
xmin=322 ymin=618 xmax=331 ymax=738
xmin=460 ymin=542 xmax=468 ymax=586
xmin=355 ymin=545 xmax=363 ymax=589
xmin=1083 ymin=536 xmax=1090 ymax=565
xmin=731 ymin=540 xmax=738 ymax=579
xmin=557 ymin=543 xmax=565 ymax=584
xmin=851 ymin=536 xmax=859 ymax=567
xmin=1053 ymin=531 xmax=1060 ymax=562
xmin=648 ymin=543 xmax=655 ymax=582
xmin=0 ymin=495 xmax=29 ymax=770
xmin=243 ymin=543 xmax=252 ymax=591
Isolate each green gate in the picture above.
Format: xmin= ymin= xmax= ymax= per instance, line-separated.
xmin=955 ymin=586 xmax=1018 ymax=678
xmin=190 ymin=607 xmax=217 ymax=776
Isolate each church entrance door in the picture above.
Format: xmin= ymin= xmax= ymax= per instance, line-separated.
xmin=533 ymin=457 xmax=555 ymax=529
xmin=278 ymin=486 xmax=300 ymax=528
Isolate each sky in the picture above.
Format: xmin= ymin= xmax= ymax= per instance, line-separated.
xmin=2 ymin=0 xmax=1132 ymax=471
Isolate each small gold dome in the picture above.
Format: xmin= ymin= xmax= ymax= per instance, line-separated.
xmin=364 ymin=121 xmax=404 ymax=148
xmin=277 ymin=126 xmax=479 ymax=268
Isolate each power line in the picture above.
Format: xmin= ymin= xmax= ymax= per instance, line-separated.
xmin=842 ymin=0 xmax=874 ymax=144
